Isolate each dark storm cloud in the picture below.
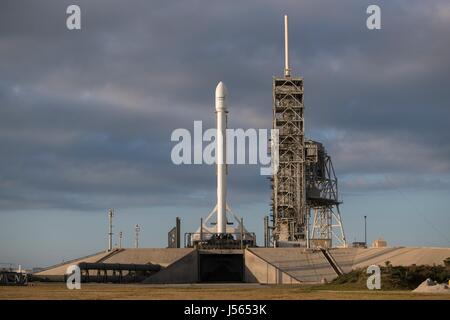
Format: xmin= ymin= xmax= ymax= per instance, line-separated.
xmin=0 ymin=0 xmax=449 ymax=210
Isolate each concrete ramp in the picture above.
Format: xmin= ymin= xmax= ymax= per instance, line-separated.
xmin=101 ymin=248 xmax=194 ymax=267
xmin=324 ymin=248 xmax=358 ymax=274
xmin=246 ymin=248 xmax=338 ymax=283
xmin=34 ymin=246 xmax=450 ymax=284
xmin=143 ymin=250 xmax=198 ymax=284
xmin=34 ymin=250 xmax=119 ymax=280
xmin=328 ymin=247 xmax=450 ymax=272
xmin=34 ymin=248 xmax=193 ymax=280
xmin=244 ymin=249 xmax=300 ymax=284
xmin=390 ymin=247 xmax=450 ymax=266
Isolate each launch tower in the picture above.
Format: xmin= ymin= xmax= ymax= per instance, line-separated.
xmin=269 ymin=15 xmax=346 ymax=248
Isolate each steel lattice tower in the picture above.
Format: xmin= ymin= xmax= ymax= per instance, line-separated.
xmin=305 ymin=144 xmax=347 ymax=248
xmin=269 ymin=15 xmax=346 ymax=248
xmin=270 ymin=15 xmax=307 ymax=243
xmin=271 ymin=77 xmax=306 ymax=242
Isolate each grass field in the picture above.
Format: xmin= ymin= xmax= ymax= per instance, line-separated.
xmin=1 ymin=283 xmax=449 ymax=300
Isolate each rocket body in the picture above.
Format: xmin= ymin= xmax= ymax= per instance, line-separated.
xmin=215 ymin=82 xmax=228 ymax=234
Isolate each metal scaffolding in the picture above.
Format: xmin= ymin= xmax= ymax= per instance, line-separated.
xmin=269 ymin=103 xmax=347 ymax=248
xmin=269 ymin=15 xmax=346 ymax=248
xmin=306 ymin=141 xmax=347 ymax=248
xmin=271 ymin=77 xmax=306 ymax=244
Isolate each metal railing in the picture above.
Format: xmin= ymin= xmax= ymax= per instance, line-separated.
xmin=185 ymin=232 xmax=256 ymax=249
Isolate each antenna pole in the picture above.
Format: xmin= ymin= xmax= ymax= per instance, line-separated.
xmin=135 ymin=224 xmax=140 ymax=248
xmin=364 ymin=215 xmax=367 ymax=247
xmin=284 ymin=14 xmax=290 ymax=77
xmin=108 ymin=209 xmax=114 ymax=251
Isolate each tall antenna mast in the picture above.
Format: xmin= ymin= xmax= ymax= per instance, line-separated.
xmin=284 ymin=14 xmax=291 ymax=77
xmin=108 ymin=208 xmax=114 ymax=251
xmin=134 ymin=224 xmax=140 ymax=248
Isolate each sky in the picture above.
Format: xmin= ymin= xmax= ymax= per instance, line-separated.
xmin=0 ymin=0 xmax=449 ymax=268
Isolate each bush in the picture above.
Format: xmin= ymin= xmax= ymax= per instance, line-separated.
xmin=330 ymin=264 xmax=450 ymax=290
xmin=444 ymin=257 xmax=450 ymax=267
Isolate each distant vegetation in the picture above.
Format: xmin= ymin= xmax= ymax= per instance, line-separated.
xmin=330 ymin=259 xmax=450 ymax=290
xmin=444 ymin=257 xmax=450 ymax=267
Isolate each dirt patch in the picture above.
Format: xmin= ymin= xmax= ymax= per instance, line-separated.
xmin=413 ymin=279 xmax=450 ymax=294
xmin=1 ymin=283 xmax=450 ymax=300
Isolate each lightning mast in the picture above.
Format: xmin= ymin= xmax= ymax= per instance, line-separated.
xmin=134 ymin=224 xmax=140 ymax=248
xmin=271 ymin=15 xmax=307 ymax=245
xmin=270 ymin=15 xmax=347 ymax=248
xmin=108 ymin=209 xmax=114 ymax=251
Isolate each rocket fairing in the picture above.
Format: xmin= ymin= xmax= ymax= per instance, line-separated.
xmin=215 ymin=81 xmax=228 ymax=234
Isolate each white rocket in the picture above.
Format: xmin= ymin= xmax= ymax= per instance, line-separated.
xmin=215 ymin=81 xmax=228 ymax=234
xmin=192 ymin=82 xmax=254 ymax=244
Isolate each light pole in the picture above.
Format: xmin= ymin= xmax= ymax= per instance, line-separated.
xmin=364 ymin=215 xmax=367 ymax=247
xmin=108 ymin=209 xmax=114 ymax=251
xmin=135 ymin=224 xmax=140 ymax=248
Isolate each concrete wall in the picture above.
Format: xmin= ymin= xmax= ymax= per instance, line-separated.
xmin=244 ymin=249 xmax=300 ymax=284
xmin=34 ymin=250 xmax=116 ymax=277
xmin=248 ymin=248 xmax=338 ymax=283
xmin=328 ymin=247 xmax=450 ymax=271
xmin=34 ymin=248 xmax=194 ymax=278
xmin=102 ymin=248 xmax=193 ymax=267
xmin=143 ymin=250 xmax=198 ymax=284
xmin=34 ymin=246 xmax=450 ymax=283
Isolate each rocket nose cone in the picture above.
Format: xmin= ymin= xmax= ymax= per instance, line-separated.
xmin=215 ymin=81 xmax=227 ymax=98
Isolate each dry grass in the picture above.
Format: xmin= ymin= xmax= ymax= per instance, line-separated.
xmin=1 ymin=283 xmax=449 ymax=300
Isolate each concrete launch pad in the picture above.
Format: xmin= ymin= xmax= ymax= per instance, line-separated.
xmin=34 ymin=246 xmax=450 ymax=284
xmin=3 ymin=15 xmax=446 ymax=301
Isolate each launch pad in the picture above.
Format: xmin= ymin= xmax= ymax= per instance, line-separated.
xmin=33 ymin=246 xmax=450 ymax=284
xmin=30 ymin=15 xmax=351 ymax=285
xmin=26 ymin=16 xmax=450 ymax=289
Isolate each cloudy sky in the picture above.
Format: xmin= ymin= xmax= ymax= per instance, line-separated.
xmin=1 ymin=0 xmax=449 ymax=268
